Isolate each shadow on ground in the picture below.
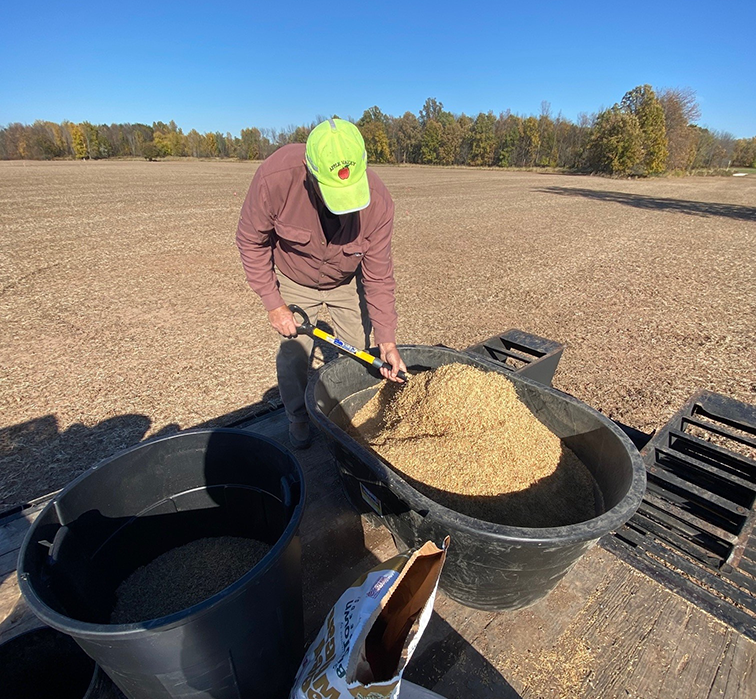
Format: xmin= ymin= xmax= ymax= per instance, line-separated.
xmin=538 ymin=186 xmax=756 ymax=222
xmin=405 ymin=611 xmax=521 ymax=697
xmin=0 ymin=386 xmax=280 ymax=510
xmin=0 ymin=318 xmax=348 ymax=511
xmin=0 ymin=414 xmax=157 ymax=510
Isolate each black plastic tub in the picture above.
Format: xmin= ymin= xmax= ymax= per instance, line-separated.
xmin=18 ymin=429 xmax=306 ymax=699
xmin=306 ymin=345 xmax=646 ymax=611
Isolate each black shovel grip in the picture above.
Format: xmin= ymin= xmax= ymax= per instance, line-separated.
xmin=288 ymin=305 xmax=313 ymax=335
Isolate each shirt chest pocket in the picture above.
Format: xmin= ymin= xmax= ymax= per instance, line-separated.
xmin=338 ymin=241 xmax=365 ymax=274
xmin=274 ymin=222 xmax=312 ymax=247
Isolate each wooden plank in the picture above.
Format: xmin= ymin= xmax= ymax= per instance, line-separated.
xmin=522 ymin=553 xmax=748 ymax=699
xmin=406 ymin=547 xmax=754 ymax=699
xmin=406 ymin=605 xmax=521 ymax=698
xmin=238 ymin=409 xmax=290 ymax=440
xmin=0 ymin=501 xmax=48 ymax=556
xmin=0 ymin=498 xmax=52 ymax=644
xmin=0 ymin=574 xmax=42 ymax=645
xmin=0 ymin=550 xmax=20 ymax=579
xmin=707 ymin=631 xmax=756 ymax=698
xmin=614 ymin=589 xmax=731 ymax=698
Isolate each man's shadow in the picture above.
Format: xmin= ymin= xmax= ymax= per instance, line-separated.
xmin=0 ymin=414 xmax=159 ymax=511
xmin=0 ymin=386 xmax=287 ymax=512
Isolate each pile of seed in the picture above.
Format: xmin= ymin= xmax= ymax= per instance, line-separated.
xmin=110 ymin=536 xmax=270 ymax=624
xmin=349 ymin=363 xmax=599 ymax=528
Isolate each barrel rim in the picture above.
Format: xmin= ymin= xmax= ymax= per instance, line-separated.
xmin=306 ymin=344 xmax=646 ymax=545
xmin=17 ymin=427 xmax=306 ymax=639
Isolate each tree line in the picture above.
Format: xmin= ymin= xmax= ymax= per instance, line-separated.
xmin=2 ymin=86 xmax=755 ymax=175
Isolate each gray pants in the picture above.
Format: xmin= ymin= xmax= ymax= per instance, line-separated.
xmin=276 ymin=272 xmax=371 ymax=424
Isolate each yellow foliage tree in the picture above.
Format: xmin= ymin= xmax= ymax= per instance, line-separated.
xmin=69 ymin=124 xmax=88 ymax=159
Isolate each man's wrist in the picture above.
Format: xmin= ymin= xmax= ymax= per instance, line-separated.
xmin=375 ymin=333 xmax=397 ymax=346
xmin=261 ymin=291 xmax=286 ymax=312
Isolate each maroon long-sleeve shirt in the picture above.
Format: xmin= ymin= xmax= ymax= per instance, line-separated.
xmin=236 ymin=144 xmax=398 ymax=345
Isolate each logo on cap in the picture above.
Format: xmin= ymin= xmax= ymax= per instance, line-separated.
xmin=338 ymin=167 xmax=350 ymax=180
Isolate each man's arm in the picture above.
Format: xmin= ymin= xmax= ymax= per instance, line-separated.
xmin=360 ymin=195 xmax=406 ymax=382
xmin=360 ymin=196 xmax=398 ymax=345
xmin=236 ymin=170 xmax=300 ymax=337
xmin=235 ymin=169 xmax=286 ymax=313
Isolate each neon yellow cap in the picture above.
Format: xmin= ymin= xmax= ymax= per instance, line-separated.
xmin=305 ymin=119 xmax=370 ymax=215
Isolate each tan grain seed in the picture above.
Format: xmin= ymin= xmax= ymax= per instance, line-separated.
xmin=349 ymin=363 xmax=597 ymax=528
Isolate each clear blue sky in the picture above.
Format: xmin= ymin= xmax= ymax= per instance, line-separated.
xmin=2 ymin=1 xmax=754 ymax=138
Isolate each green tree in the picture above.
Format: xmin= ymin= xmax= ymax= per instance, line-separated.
xmin=420 ymin=120 xmax=442 ymax=164
xmin=495 ymin=113 xmax=521 ymax=167
xmin=419 ymin=98 xmax=444 ymax=126
xmin=153 ymin=130 xmax=173 ymax=157
xmin=186 ymin=129 xmax=203 ymax=158
xmin=437 ymin=112 xmax=462 ymax=165
xmin=239 ymin=128 xmax=262 ymax=159
xmin=621 ymin=84 xmax=668 ymax=174
xmin=290 ymin=126 xmax=309 ymax=143
xmin=78 ymin=122 xmax=102 ymax=159
xmin=586 ymin=107 xmax=643 ymax=175
xmin=216 ymin=132 xmax=231 ymax=157
xmin=142 ymin=142 xmax=159 ymax=161
xmin=150 ymin=120 xmax=186 ymax=157
xmin=205 ymin=132 xmax=219 ymax=157
xmin=392 ymin=112 xmax=421 ymax=163
xmin=170 ymin=128 xmax=187 ymax=156
xmin=535 ymin=103 xmax=557 ymax=167
xmin=517 ymin=116 xmax=541 ymax=167
xmin=456 ymin=114 xmax=473 ymax=164
xmin=358 ymin=106 xmax=389 ymax=128
xmin=358 ymin=107 xmax=392 ymax=162
xmin=556 ymin=113 xmax=592 ymax=169
xmin=468 ymin=112 xmax=497 ymax=166
xmin=26 ymin=121 xmax=61 ymax=159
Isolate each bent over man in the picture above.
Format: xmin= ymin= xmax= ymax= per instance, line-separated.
xmin=236 ymin=118 xmax=406 ymax=449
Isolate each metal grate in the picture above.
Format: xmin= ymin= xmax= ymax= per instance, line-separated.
xmin=603 ymin=390 xmax=756 ymax=639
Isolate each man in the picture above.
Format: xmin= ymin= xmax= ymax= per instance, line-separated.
xmin=236 ymin=118 xmax=406 ymax=449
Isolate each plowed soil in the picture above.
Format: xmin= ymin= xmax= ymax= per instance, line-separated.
xmin=1 ymin=160 xmax=754 ymax=507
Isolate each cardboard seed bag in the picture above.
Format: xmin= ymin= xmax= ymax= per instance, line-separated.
xmin=291 ymin=539 xmax=449 ymax=699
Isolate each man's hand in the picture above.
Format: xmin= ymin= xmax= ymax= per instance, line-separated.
xmin=378 ymin=342 xmax=407 ymax=383
xmin=268 ymin=305 xmax=299 ymax=338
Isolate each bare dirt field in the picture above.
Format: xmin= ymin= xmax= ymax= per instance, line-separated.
xmin=1 ymin=159 xmax=754 ymax=507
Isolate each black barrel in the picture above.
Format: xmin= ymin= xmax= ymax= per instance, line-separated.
xmin=18 ymin=429 xmax=306 ymax=699
xmin=306 ymin=345 xmax=646 ymax=611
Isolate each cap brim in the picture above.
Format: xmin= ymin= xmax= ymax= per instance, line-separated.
xmin=318 ymin=174 xmax=370 ymax=215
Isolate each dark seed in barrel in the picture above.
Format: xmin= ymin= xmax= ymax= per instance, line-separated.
xmin=110 ymin=536 xmax=270 ymax=624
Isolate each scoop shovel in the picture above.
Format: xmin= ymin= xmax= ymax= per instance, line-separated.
xmin=289 ymin=304 xmax=407 ymax=382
